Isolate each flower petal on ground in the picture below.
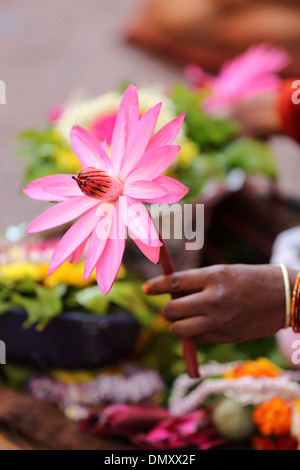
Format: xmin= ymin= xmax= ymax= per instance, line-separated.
xmin=146 ymin=113 xmax=185 ymax=151
xmin=71 ymin=125 xmax=111 ymax=170
xmin=23 ymin=174 xmax=81 ymax=201
xmin=26 ymin=196 xmax=99 ymax=233
xmin=119 ymin=196 xmax=161 ymax=247
xmin=142 ymin=176 xmax=189 ymax=204
xmin=123 ymin=179 xmax=168 ymax=200
xmin=96 ymin=204 xmax=126 ymax=294
xmin=48 ymin=206 xmax=100 ymax=274
xmin=119 ymin=102 xmax=162 ymax=179
xmin=83 ymin=203 xmax=114 ymax=280
xmin=110 ymin=85 xmax=139 ymax=174
xmin=125 ymin=145 xmax=180 ymax=183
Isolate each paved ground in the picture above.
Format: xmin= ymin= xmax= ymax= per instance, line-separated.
xmin=0 ymin=0 xmax=299 ymax=232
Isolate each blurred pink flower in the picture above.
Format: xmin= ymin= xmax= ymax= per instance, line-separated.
xmin=48 ymin=104 xmax=65 ymax=122
xmin=133 ymin=409 xmax=226 ymax=450
xmin=24 ymin=85 xmax=188 ymax=294
xmin=185 ymin=44 xmax=290 ymax=114
xmin=80 ymin=404 xmax=169 ymax=438
xmin=90 ymin=111 xmax=118 ymax=145
xmin=277 ymin=328 xmax=300 ymax=370
xmin=80 ymin=405 xmax=225 ymax=450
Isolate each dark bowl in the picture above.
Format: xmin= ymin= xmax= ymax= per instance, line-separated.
xmin=0 ymin=307 xmax=140 ymax=369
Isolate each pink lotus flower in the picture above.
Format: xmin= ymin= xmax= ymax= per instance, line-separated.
xmin=24 ymin=85 xmax=188 ymax=294
xmin=185 ymin=44 xmax=290 ymax=114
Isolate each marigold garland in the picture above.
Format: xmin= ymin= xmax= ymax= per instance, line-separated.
xmin=224 ymin=358 xmax=282 ymax=379
xmin=253 ymin=397 xmax=292 ymax=436
xmin=252 ymin=434 xmax=297 ymax=451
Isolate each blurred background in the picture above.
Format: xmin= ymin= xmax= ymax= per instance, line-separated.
xmin=0 ymin=0 xmax=183 ymax=230
xmin=1 ymin=0 xmax=300 ymax=232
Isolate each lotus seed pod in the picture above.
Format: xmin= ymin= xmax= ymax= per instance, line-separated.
xmin=213 ymin=398 xmax=255 ymax=440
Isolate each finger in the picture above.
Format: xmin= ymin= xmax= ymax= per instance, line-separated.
xmin=162 ymin=291 xmax=212 ymax=322
xmin=170 ymin=316 xmax=212 ymax=339
xmin=143 ymin=268 xmax=212 ymax=296
xmin=193 ymin=332 xmax=227 ymax=344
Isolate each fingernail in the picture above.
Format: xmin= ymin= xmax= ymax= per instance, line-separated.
xmin=142 ymin=283 xmax=150 ymax=294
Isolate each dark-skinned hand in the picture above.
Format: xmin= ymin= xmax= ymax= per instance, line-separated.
xmin=143 ymin=264 xmax=297 ymax=343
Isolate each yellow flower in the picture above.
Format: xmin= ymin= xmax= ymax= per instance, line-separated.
xmin=43 ymin=261 xmax=126 ymax=288
xmin=52 ymin=366 xmax=122 ymax=383
xmin=51 ymin=369 xmax=100 ymax=384
xmin=36 ymin=263 xmax=50 ymax=279
xmin=43 ymin=261 xmax=95 ymax=288
xmin=0 ymin=262 xmax=44 ymax=282
xmin=52 ymin=148 xmax=81 ymax=172
xmin=0 ymin=257 xmax=126 ymax=289
xmin=177 ymin=139 xmax=199 ymax=168
xmin=51 ymin=129 xmax=64 ymax=143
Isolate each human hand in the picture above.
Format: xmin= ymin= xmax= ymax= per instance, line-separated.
xmin=143 ymin=264 xmax=297 ymax=343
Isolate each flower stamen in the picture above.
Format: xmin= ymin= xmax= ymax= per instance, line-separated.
xmin=73 ymin=167 xmax=122 ymax=202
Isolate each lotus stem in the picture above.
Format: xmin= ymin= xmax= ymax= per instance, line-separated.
xmin=159 ymin=237 xmax=200 ymax=379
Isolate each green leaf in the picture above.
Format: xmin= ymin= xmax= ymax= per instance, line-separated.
xmin=17 ymin=127 xmax=59 ymax=144
xmin=11 ymin=283 xmax=63 ymax=329
xmin=177 ymin=152 xmax=226 ymax=201
xmin=0 ymin=284 xmax=11 ymax=301
xmin=0 ymin=302 xmax=13 ymax=314
xmin=171 ymin=83 xmax=240 ymax=149
xmin=34 ymin=284 xmax=63 ymax=329
xmin=108 ymin=281 xmax=153 ymax=327
xmin=204 ymin=343 xmax=247 ymax=363
xmin=11 ymin=293 xmax=41 ymax=327
xmin=16 ymin=126 xmax=73 ymax=186
xmin=143 ymin=292 xmax=170 ymax=310
xmin=75 ymin=286 xmax=109 ymax=314
xmin=17 ymin=277 xmax=36 ymax=295
xmin=2 ymin=364 xmax=35 ymax=390
xmin=53 ymin=283 xmax=69 ymax=298
xmin=222 ymin=138 xmax=278 ymax=179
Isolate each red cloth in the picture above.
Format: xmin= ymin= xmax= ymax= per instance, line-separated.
xmin=278 ymin=79 xmax=300 ymax=143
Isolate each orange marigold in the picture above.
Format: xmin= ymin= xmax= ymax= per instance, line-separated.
xmin=224 ymin=358 xmax=282 ymax=379
xmin=253 ymin=398 xmax=292 ymax=436
xmin=253 ymin=434 xmax=297 ymax=451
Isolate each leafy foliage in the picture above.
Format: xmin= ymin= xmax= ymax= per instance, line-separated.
xmin=17 ymin=128 xmax=79 ymax=185
xmin=0 ymin=275 xmax=167 ymax=330
xmin=171 ymin=84 xmax=278 ymax=201
xmin=171 ymin=83 xmax=240 ymax=148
